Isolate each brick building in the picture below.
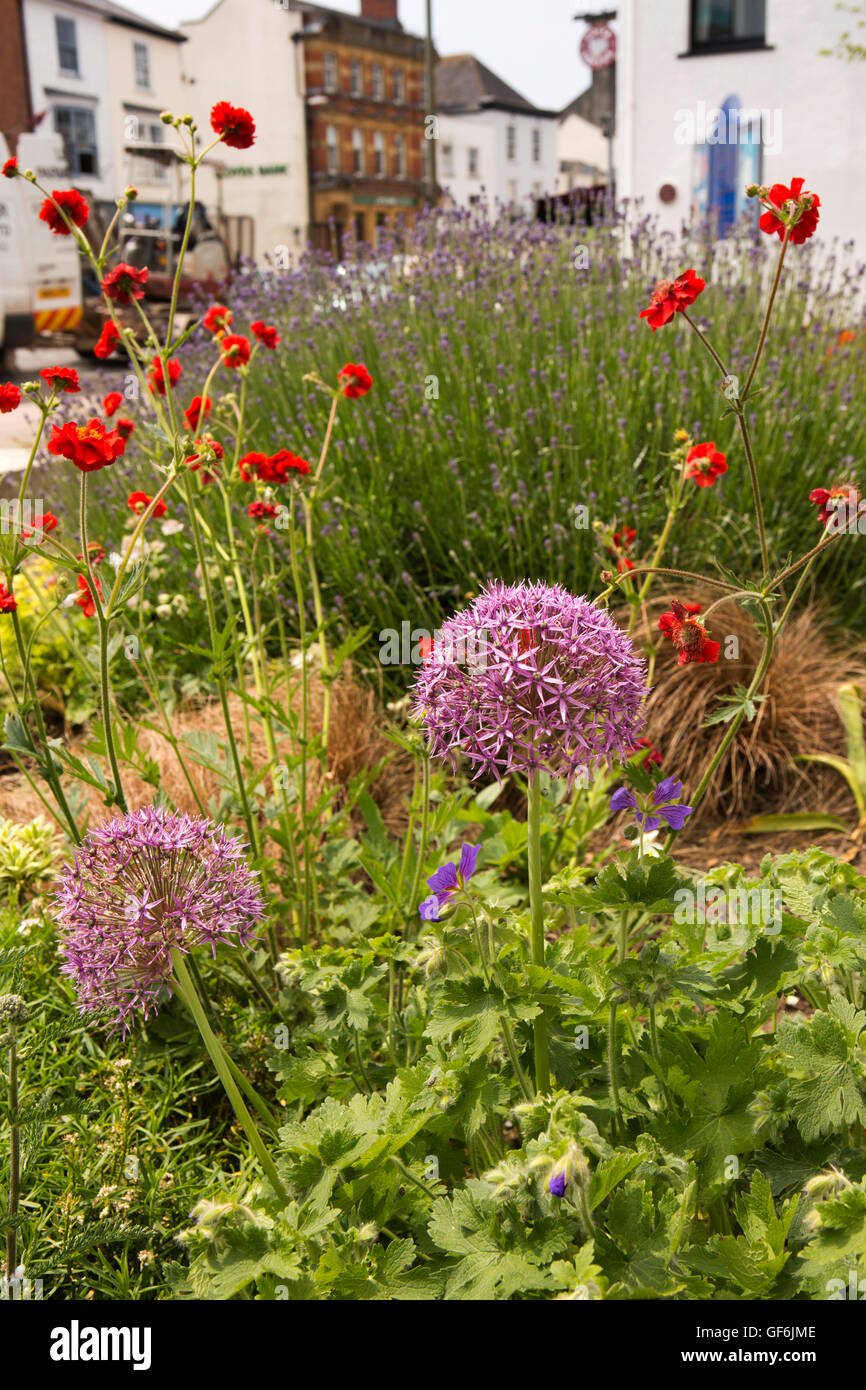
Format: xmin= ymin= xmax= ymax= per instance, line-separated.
xmin=0 ymin=0 xmax=33 ymax=153
xmin=290 ymin=0 xmax=430 ymax=257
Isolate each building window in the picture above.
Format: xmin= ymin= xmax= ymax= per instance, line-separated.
xmin=690 ymin=0 xmax=766 ymax=50
xmin=441 ymin=142 xmax=454 ymax=177
xmin=324 ymin=52 xmax=338 ymax=91
xmin=532 ymin=128 xmax=541 ymax=162
xmin=326 ymin=124 xmax=339 ymax=174
xmin=350 ymin=60 xmax=362 ymax=97
xmin=372 ymin=64 xmax=384 ymax=100
xmin=129 ymin=117 xmax=166 ymax=184
xmin=506 ymin=125 xmax=516 ymax=160
xmin=373 ymin=131 xmax=385 ymax=175
xmin=393 ymin=67 xmax=405 ymax=102
xmin=133 ymin=41 xmax=150 ymax=89
xmin=56 ymin=15 xmax=79 ymax=73
xmin=468 ymin=146 xmax=479 ymax=177
xmin=54 ymin=105 xmax=98 ymax=176
xmin=352 ymin=128 xmax=364 ymax=173
xmin=394 ymin=133 xmax=405 ymax=177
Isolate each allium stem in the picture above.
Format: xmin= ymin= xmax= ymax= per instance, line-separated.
xmin=170 ymin=950 xmax=287 ymax=1203
xmin=527 ymin=777 xmax=551 ymax=1093
xmin=6 ymin=1032 xmax=19 ymax=1279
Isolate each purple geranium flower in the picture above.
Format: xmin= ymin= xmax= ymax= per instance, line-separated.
xmin=609 ymin=777 xmax=693 ymax=832
xmin=411 ymin=580 xmax=648 ymax=788
xmin=56 ymin=807 xmax=265 ymax=1035
xmin=418 ymin=842 xmax=480 ymax=921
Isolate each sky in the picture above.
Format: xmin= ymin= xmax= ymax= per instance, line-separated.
xmin=116 ymin=0 xmax=601 ymax=110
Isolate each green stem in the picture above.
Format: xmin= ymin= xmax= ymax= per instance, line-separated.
xmin=6 ymin=1032 xmax=19 ymax=1279
xmin=527 ymin=776 xmax=551 ymax=1094
xmin=79 ymin=475 xmax=127 ymax=811
xmin=741 ymin=229 xmax=790 ymax=402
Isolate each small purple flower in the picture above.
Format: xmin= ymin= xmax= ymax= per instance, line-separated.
xmin=56 ymin=807 xmax=265 ymax=1035
xmin=609 ymin=777 xmax=693 ymax=832
xmin=548 ymin=1171 xmax=567 ymax=1198
xmin=418 ymin=842 xmax=480 ymax=920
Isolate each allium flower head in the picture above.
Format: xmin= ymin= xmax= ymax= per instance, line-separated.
xmin=57 ymin=807 xmax=265 ymax=1034
xmin=411 ymin=580 xmax=648 ymax=787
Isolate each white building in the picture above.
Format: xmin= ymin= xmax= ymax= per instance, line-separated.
xmin=615 ymin=0 xmax=866 ymax=246
xmin=556 ymin=101 xmax=609 ymax=194
xmin=21 ymin=0 xmax=186 ymax=219
xmin=434 ymin=55 xmax=558 ymax=217
xmin=180 ymin=0 xmax=310 ymax=265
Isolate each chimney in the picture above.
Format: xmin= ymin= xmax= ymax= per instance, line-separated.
xmin=360 ymin=0 xmax=399 ymax=23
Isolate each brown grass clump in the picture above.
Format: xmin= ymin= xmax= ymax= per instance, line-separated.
xmin=635 ymin=591 xmax=866 ymax=826
xmin=0 ymin=663 xmax=414 ymax=837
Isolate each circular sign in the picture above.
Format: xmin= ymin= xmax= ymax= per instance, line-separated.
xmin=579 ymin=23 xmax=617 ymax=70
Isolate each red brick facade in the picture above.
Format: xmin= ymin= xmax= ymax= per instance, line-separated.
xmin=0 ymin=0 xmax=32 ymax=153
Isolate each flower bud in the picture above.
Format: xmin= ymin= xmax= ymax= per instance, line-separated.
xmin=0 ymin=994 xmax=28 ymax=1026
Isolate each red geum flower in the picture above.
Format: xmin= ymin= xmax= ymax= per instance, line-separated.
xmin=94 ymin=321 xmax=121 ymax=358
xmin=103 ymin=391 xmax=123 ymax=417
xmin=338 ymin=362 xmax=373 ymax=398
xmin=210 ymin=101 xmax=256 ymax=149
xmin=220 ymin=334 xmax=251 ymax=369
xmin=128 ymin=491 xmax=167 ymax=518
xmin=203 ymin=303 xmax=233 ymax=335
xmin=0 ymin=583 xmax=17 ymax=613
xmin=616 ymin=557 xmax=635 ymax=573
xmin=187 ymin=436 xmax=224 ymax=484
xmin=0 ymin=383 xmax=22 ymax=413
xmin=184 ymin=395 xmax=212 ymax=430
xmin=685 ymin=441 xmax=728 ymax=488
xmin=612 ymin=527 xmax=637 ymax=550
xmin=631 ymin=737 xmax=663 ymax=771
xmin=759 ymin=177 xmax=821 ymax=245
xmin=2 ymin=157 xmax=17 ymax=179
xmin=22 ymin=511 xmax=59 ymax=540
xmin=101 ymin=263 xmax=149 ymax=304
xmin=251 ymin=320 xmax=280 ymax=349
xmin=809 ymin=484 xmax=862 ymax=529
xmin=75 ymin=573 xmax=103 ymax=619
xmin=40 ymin=366 xmax=80 ymax=394
xmin=239 ymin=449 xmax=311 ymax=483
xmin=419 ymin=636 xmax=435 ymax=661
xmin=39 ymin=189 xmax=89 ymax=235
xmin=47 ymin=418 xmax=126 ymax=472
xmin=247 ymin=501 xmax=280 ymax=520
xmin=658 ymin=599 xmax=720 ymax=666
xmin=148 ymin=356 xmax=182 ymax=395
xmin=269 ymin=449 xmax=311 ymax=480
xmin=115 ymin=417 xmax=135 ymax=440
xmin=639 ymin=269 xmax=706 ymax=331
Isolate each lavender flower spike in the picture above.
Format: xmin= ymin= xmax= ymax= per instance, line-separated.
xmin=56 ymin=807 xmax=265 ymax=1035
xmin=411 ymin=580 xmax=648 ymax=788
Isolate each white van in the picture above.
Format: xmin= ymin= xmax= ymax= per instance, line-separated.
xmin=0 ymin=131 xmax=82 ymax=366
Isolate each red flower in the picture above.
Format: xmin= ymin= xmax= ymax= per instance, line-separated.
xmin=270 ymin=449 xmax=311 ymax=480
xmin=128 ymin=491 xmax=167 ymax=518
xmin=639 ymin=269 xmax=706 ymax=331
xmin=240 ymin=450 xmax=311 ymax=483
xmin=616 ymin=557 xmax=635 ymax=573
xmin=40 ymin=366 xmax=80 ymax=394
xmin=419 ymin=636 xmax=435 ymax=661
xmin=810 ymin=484 xmax=862 ymax=530
xmin=0 ymin=583 xmax=17 ymax=613
xmin=631 ymin=737 xmax=663 ymax=771
xmin=685 ymin=441 xmax=728 ymax=488
xmin=221 ymin=334 xmax=251 ymax=369
xmin=338 ymin=362 xmax=373 ymax=398
xmin=187 ymin=435 xmax=224 ymax=484
xmin=115 ymin=417 xmax=135 ymax=440
xmin=247 ymin=501 xmax=280 ymax=520
xmin=251 ymin=320 xmax=280 ymax=349
xmin=0 ymin=382 xmax=22 ymax=413
xmin=210 ymin=101 xmax=256 ymax=149
xmin=2 ymin=157 xmax=17 ymax=179
xmin=613 ymin=527 xmax=637 ymax=550
xmin=22 ymin=511 xmax=59 ymax=540
xmin=47 ymin=418 xmax=126 ymax=472
xmin=658 ymin=600 xmax=720 ymax=666
xmin=75 ymin=573 xmax=103 ymax=619
xmin=101 ymin=263 xmax=149 ymax=304
xmin=203 ymin=303 xmax=233 ymax=334
xmin=759 ymin=178 xmax=821 ymax=245
xmin=184 ymin=395 xmax=212 ymax=430
xmin=39 ymin=189 xmax=89 ymax=236
xmin=148 ymin=356 xmax=182 ymax=395
xmin=103 ymin=391 xmax=123 ymax=417
xmin=238 ymin=452 xmax=271 ymax=482
xmin=94 ymin=321 xmax=121 ymax=358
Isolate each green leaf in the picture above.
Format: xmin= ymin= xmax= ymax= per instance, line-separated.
xmin=775 ymin=999 xmax=866 ymax=1142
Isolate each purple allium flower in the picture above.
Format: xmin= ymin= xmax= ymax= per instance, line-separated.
xmin=411 ymin=580 xmax=647 ymax=787
xmin=419 ymin=842 xmax=480 ymax=921
xmin=609 ymin=777 xmax=693 ymax=832
xmin=56 ymin=807 xmax=265 ymax=1034
xmin=548 ymin=1171 xmax=567 ymax=1198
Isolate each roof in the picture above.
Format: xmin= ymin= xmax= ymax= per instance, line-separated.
xmin=51 ymin=0 xmax=186 ymax=42
xmin=435 ymin=55 xmax=556 ymax=117
xmin=290 ymin=0 xmax=403 ymax=33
